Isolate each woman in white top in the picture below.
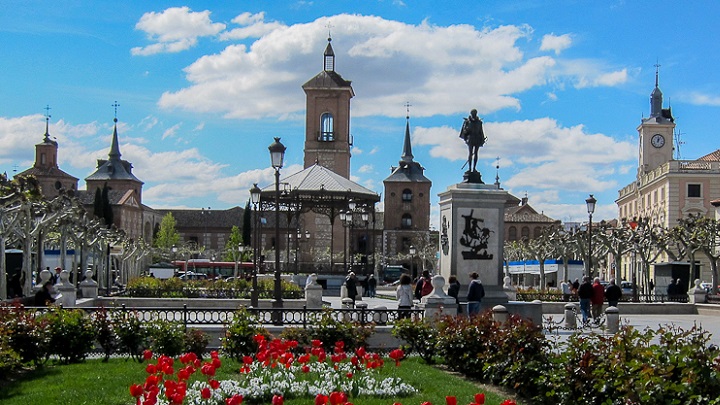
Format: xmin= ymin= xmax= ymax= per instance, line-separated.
xmin=396 ymin=273 xmax=414 ymax=319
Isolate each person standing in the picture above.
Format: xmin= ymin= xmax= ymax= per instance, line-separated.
xmin=561 ymin=279 xmax=571 ymax=302
xmin=34 ymin=281 xmax=55 ymax=306
xmin=396 ymin=274 xmax=414 ymax=319
xmin=447 ymin=275 xmax=462 ymax=314
xmin=367 ymin=274 xmax=377 ymax=298
xmin=466 ymin=272 xmax=485 ymax=316
xmin=605 ymin=279 xmax=622 ymax=308
xmin=590 ymin=277 xmax=605 ymax=321
xmin=345 ymin=272 xmax=358 ymax=304
xmin=414 ymin=270 xmax=433 ymax=300
xmin=577 ymin=276 xmax=593 ymax=324
xmin=667 ymin=279 xmax=677 ymax=299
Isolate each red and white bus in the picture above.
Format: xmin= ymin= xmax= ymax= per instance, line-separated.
xmin=171 ymin=259 xmax=255 ymax=279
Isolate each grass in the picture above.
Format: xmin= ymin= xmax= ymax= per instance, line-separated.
xmin=0 ymin=356 xmax=524 ymax=405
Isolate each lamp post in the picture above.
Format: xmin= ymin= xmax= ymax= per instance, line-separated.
xmin=627 ymin=218 xmax=639 ymax=302
xmin=361 ymin=210 xmax=369 ymax=275
xmin=409 ymin=245 xmax=417 ymax=279
xmin=340 ymin=210 xmax=349 ymax=272
xmin=584 ymin=194 xmax=596 ymax=278
xmin=249 ymin=183 xmax=262 ymax=307
xmin=268 ymin=137 xmax=286 ymax=323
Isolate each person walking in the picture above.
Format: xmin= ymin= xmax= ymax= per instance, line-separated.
xmin=561 ymin=279 xmax=572 ymax=302
xmin=447 ymin=275 xmax=462 ymax=314
xmin=367 ymin=274 xmax=377 ymax=298
xmin=591 ymin=277 xmax=605 ymax=322
xmin=577 ymin=276 xmax=593 ymax=324
xmin=396 ymin=274 xmax=414 ymax=319
xmin=605 ymin=279 xmax=622 ymax=308
xmin=345 ymin=272 xmax=358 ymax=304
xmin=34 ymin=281 xmax=55 ymax=306
xmin=466 ymin=272 xmax=485 ymax=316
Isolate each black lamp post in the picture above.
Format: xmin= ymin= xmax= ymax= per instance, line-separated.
xmin=249 ymin=183 xmax=262 ymax=307
xmin=268 ymin=137 xmax=286 ymax=323
xmin=340 ymin=210 xmax=349 ymax=272
xmin=409 ymin=245 xmax=417 ymax=279
xmin=585 ymin=194 xmax=597 ymax=278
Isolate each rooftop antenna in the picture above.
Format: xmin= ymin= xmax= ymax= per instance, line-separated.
xmin=494 ymin=156 xmax=501 ymax=188
xmin=405 ymin=101 xmax=411 ymax=119
xmin=111 ymin=101 xmax=120 ymax=123
xmin=674 ymin=129 xmax=685 ymax=160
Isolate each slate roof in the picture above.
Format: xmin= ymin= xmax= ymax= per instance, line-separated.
xmin=16 ymin=166 xmax=77 ymax=181
xmin=85 ymin=122 xmax=143 ymax=184
xmin=262 ymin=164 xmax=379 ymax=201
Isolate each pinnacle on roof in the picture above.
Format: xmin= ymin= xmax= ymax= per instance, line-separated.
xmin=400 ymin=110 xmax=414 ymax=164
xmin=324 ymin=36 xmax=335 ymax=72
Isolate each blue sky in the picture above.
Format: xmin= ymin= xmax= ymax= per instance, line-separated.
xmin=1 ymin=1 xmax=719 ymax=227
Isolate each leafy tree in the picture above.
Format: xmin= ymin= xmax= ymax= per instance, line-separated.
xmin=523 ymin=227 xmax=558 ymax=290
xmin=154 ymin=212 xmax=180 ymax=251
xmin=673 ymin=214 xmax=720 ymax=295
xmin=224 ymin=225 xmax=244 ymax=277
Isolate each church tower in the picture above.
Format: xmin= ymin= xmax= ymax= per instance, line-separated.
xmin=15 ymin=108 xmax=78 ymax=197
xmin=383 ymin=112 xmax=432 ymax=275
xmin=302 ymin=36 xmax=354 ymax=178
xmin=638 ymin=65 xmax=675 ymax=175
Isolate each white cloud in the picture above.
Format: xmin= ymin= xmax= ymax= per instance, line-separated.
xmin=131 ymin=7 xmax=226 ymax=56
xmin=218 ymin=12 xmax=287 ymax=41
xmin=139 ymin=116 xmax=159 ymax=131
xmin=684 ymin=91 xmax=720 ymax=106
xmin=540 ymin=33 xmax=572 ymax=55
xmin=162 ymin=123 xmax=182 ymax=140
xmin=358 ymin=164 xmax=373 ymax=174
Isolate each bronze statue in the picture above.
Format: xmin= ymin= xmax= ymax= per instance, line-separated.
xmin=459 ymin=109 xmax=486 ymax=173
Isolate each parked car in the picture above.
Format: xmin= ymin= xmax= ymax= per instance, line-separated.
xmin=178 ymin=271 xmax=208 ymax=281
xmin=620 ymin=281 xmax=633 ymax=295
xmin=701 ymin=282 xmax=713 ymax=293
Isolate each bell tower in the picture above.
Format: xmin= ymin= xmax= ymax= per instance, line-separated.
xmin=302 ymin=36 xmax=354 ymax=178
xmin=638 ymin=64 xmax=675 ymax=175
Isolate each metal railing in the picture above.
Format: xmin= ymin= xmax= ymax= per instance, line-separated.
xmin=11 ymin=304 xmax=424 ymax=329
xmin=517 ymin=292 xmax=690 ymax=303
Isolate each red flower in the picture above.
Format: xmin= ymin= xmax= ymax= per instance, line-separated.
xmin=311 ymin=339 xmax=322 ymax=347
xmin=446 ymin=396 xmax=457 ymax=405
xmin=243 ymin=355 xmax=254 ymax=365
xmin=474 ymin=393 xmax=486 ymax=405
xmin=226 ymin=395 xmax=243 ymax=405
xmin=201 ymin=363 xmax=216 ymax=376
xmin=129 ymin=384 xmax=144 ymax=398
xmin=272 ymin=394 xmax=284 ymax=405
xmin=329 ymin=391 xmax=347 ymax=405
xmin=143 ymin=350 xmax=153 ymax=360
xmin=253 ymin=334 xmax=266 ymax=343
xmin=210 ymin=351 xmax=219 ymax=359
xmin=201 ymin=387 xmax=211 ymax=399
xmin=212 ymin=357 xmax=222 ymax=369
xmin=145 ymin=364 xmax=157 ymax=374
xmin=209 ymin=379 xmax=220 ymax=389
xmin=346 ymin=372 xmax=353 ymax=379
xmin=389 ymin=349 xmax=405 ymax=366
xmin=315 ymin=394 xmax=329 ymax=405
xmin=420 ymin=402 xmax=432 ymax=405
xmin=499 ymin=401 xmax=516 ymax=405
xmin=301 ymin=365 xmax=310 ymax=373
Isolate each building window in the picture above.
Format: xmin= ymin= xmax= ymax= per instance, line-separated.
xmin=521 ymin=226 xmax=530 ymax=240
xmin=533 ymin=227 xmax=542 ymax=238
xmin=41 ymin=153 xmax=46 ymax=165
xmin=687 ymin=184 xmax=701 ymax=198
xmin=402 ymin=188 xmax=412 ymax=202
xmin=508 ymin=226 xmax=517 ymax=241
xmin=320 ymin=113 xmax=334 ymax=141
xmin=401 ymin=214 xmax=412 ymax=229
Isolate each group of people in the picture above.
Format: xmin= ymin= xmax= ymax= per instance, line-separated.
xmin=575 ymin=276 xmax=623 ymax=324
xmin=395 ymin=270 xmax=485 ymax=318
xmin=342 ymin=272 xmax=378 ymax=303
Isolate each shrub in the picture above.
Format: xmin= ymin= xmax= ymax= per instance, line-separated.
xmin=0 ymin=303 xmax=49 ymax=365
xmin=92 ymin=307 xmax=119 ymax=362
xmin=297 ymin=308 xmax=374 ymax=352
xmin=147 ymin=319 xmax=185 ymax=357
xmin=0 ymin=326 xmax=21 ymax=378
xmin=184 ymin=328 xmax=210 ymax=359
xmin=221 ymin=307 xmax=270 ymax=360
xmin=41 ymin=307 xmax=96 ymax=364
xmin=392 ymin=317 xmax=439 ymax=363
xmin=112 ymin=310 xmax=147 ymax=362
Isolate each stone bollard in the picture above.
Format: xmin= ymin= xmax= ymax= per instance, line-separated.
xmin=372 ymin=305 xmax=388 ymax=325
xmin=605 ymin=306 xmax=620 ymax=334
xmin=304 ymin=274 xmax=323 ymax=309
xmin=341 ymin=297 xmax=354 ymax=322
xmin=690 ymin=279 xmax=707 ymax=304
xmin=35 ymin=268 xmax=53 ymax=293
xmin=79 ymin=269 xmax=99 ymax=299
xmin=55 ymin=270 xmax=77 ymax=308
xmin=564 ymin=303 xmax=577 ymax=329
xmin=492 ymin=305 xmax=509 ymax=324
xmin=355 ymin=301 xmax=369 ymax=323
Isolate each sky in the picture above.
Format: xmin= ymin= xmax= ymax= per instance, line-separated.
xmin=2 ymin=0 xmax=720 ymax=227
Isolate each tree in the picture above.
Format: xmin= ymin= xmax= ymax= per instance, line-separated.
xmin=242 ymin=200 xmax=252 ymax=249
xmin=674 ymin=214 xmax=720 ymax=295
xmin=523 ymin=228 xmax=558 ymax=291
xmin=224 ymin=225 xmax=244 ymax=278
xmin=154 ymin=213 xmax=180 ymax=251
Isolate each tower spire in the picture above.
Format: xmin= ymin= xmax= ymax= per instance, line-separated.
xmin=109 ymin=101 xmax=121 ymax=160
xmin=494 ymin=156 xmax=501 ymax=188
xmin=401 ymin=102 xmax=414 ymax=163
xmin=323 ymin=26 xmax=335 ymax=72
xmin=43 ymin=104 xmax=52 ymax=142
xmin=650 ymin=61 xmax=663 ymax=117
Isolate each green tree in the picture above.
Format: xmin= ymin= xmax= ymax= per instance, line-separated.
xmin=224 ymin=225 xmax=244 ymax=277
xmin=154 ymin=213 xmax=180 ymax=251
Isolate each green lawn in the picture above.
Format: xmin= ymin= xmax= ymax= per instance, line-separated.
xmin=0 ymin=357 xmax=522 ymax=405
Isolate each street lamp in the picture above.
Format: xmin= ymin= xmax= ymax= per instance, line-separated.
xmin=585 ymin=194 xmax=597 ymax=278
xmin=628 ymin=218 xmax=639 ymax=302
xmin=409 ymin=245 xmax=417 ymax=279
xmin=249 ymin=183 xmax=262 ymax=307
xmin=340 ymin=210 xmax=350 ymax=272
xmin=268 ymin=137 xmax=286 ymax=323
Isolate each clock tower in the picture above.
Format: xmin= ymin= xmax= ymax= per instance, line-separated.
xmin=638 ymin=65 xmax=674 ymax=175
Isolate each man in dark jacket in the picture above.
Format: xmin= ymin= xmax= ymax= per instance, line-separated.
xmin=577 ymin=276 xmax=594 ymax=324
xmin=466 ymin=272 xmax=485 ymax=316
xmin=605 ymin=279 xmax=623 ymax=308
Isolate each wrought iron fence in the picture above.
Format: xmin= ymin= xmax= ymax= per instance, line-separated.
xmin=517 ymin=292 xmax=689 ymax=303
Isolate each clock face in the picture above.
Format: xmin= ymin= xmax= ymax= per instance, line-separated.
xmin=651 ymin=134 xmax=665 ymax=148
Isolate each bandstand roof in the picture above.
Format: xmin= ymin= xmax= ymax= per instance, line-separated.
xmin=259 ymin=163 xmax=380 ymax=217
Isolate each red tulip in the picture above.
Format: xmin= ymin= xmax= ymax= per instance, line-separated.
xmin=329 ymin=391 xmax=345 ymax=405
xmin=446 ymin=396 xmax=457 ymax=405
xmin=143 ymin=350 xmax=153 ymax=360
xmin=226 ymin=394 xmax=243 ymax=405
xmin=421 ymin=402 xmax=432 ymax=405
xmin=145 ymin=364 xmax=157 ymax=374
xmin=302 ymin=365 xmax=310 ymax=373
xmin=500 ymin=401 xmax=516 ymax=405
xmin=209 ymin=379 xmax=220 ymax=389
xmin=315 ymin=394 xmax=329 ymax=405
xmin=201 ymin=387 xmax=211 ymax=399
xmin=272 ymin=394 xmax=284 ymax=405
xmin=474 ymin=394 xmax=486 ymax=405
xmin=129 ymin=384 xmax=144 ymax=398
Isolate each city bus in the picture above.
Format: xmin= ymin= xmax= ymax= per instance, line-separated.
xmin=171 ymin=260 xmax=255 ymax=279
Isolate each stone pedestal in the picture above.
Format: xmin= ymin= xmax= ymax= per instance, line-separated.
xmin=55 ymin=270 xmax=76 ymax=307
xmin=438 ymin=182 xmax=520 ymax=310
xmin=79 ymin=269 xmax=98 ymax=299
xmin=35 ymin=269 xmax=53 ymax=293
xmin=689 ymin=279 xmax=706 ymax=304
xmin=304 ymin=274 xmax=323 ymax=309
xmin=419 ymin=275 xmax=458 ymax=320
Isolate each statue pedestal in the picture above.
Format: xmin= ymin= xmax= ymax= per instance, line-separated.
xmin=420 ymin=275 xmax=458 ymax=321
xmin=305 ymin=275 xmax=323 ymax=309
xmin=438 ymin=182 xmax=519 ymax=311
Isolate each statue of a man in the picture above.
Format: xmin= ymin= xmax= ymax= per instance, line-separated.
xmin=459 ymin=109 xmax=485 ymax=173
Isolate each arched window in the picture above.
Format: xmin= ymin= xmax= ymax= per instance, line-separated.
xmin=320 ymin=113 xmax=334 ymax=141
xmin=402 ymin=188 xmax=413 ymax=202
xmin=401 ymin=214 xmax=412 ymax=229
xmin=508 ymin=226 xmax=517 ymax=241
xmin=521 ymin=226 xmax=530 ymax=240
xmin=533 ymin=227 xmax=542 ymax=238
